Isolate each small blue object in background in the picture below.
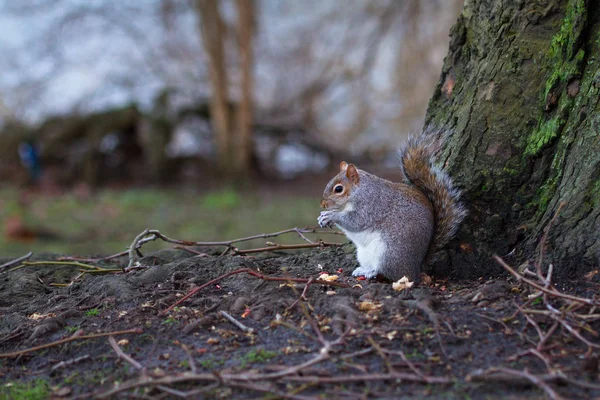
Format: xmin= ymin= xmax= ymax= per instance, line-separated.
xmin=18 ymin=141 xmax=41 ymax=182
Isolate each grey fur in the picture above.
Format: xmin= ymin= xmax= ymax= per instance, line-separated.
xmin=319 ymin=170 xmax=434 ymax=281
xmin=318 ymin=131 xmax=466 ymax=281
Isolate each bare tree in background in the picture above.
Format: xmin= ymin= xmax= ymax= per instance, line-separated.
xmin=194 ymin=0 xmax=255 ymax=178
xmin=0 ymin=0 xmax=462 ymax=175
xmin=234 ymin=0 xmax=255 ymax=175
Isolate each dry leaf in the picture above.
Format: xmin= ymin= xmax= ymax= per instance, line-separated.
xmin=358 ymin=300 xmax=382 ymax=311
xmin=392 ymin=276 xmax=414 ymax=292
xmin=117 ymin=339 xmax=129 ymax=346
xmin=319 ymin=274 xmax=339 ymax=282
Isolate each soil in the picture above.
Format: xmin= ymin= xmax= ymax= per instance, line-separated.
xmin=1 ymin=246 xmax=599 ymax=399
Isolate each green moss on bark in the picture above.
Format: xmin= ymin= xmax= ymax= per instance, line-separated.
xmin=525 ymin=0 xmax=587 ymax=157
xmin=524 ymin=0 xmax=589 ymax=217
xmin=525 ymin=115 xmax=565 ymax=156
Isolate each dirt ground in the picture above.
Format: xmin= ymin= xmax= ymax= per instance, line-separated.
xmin=1 ymin=244 xmax=599 ymax=399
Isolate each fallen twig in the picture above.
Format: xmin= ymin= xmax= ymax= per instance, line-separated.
xmin=0 ymin=251 xmax=33 ymax=272
xmin=286 ymin=278 xmax=315 ymax=312
xmin=50 ymin=355 xmax=90 ymax=372
xmin=494 ymin=256 xmax=600 ymax=307
xmin=58 ymin=251 xmax=129 ymax=263
xmin=469 ymin=367 xmax=564 ymax=400
xmin=9 ymin=260 xmax=106 ymax=273
xmin=401 ymin=298 xmax=447 ymax=358
xmin=283 ymin=372 xmax=451 ymax=384
xmin=162 ymin=268 xmax=351 ymax=314
xmin=0 ymin=328 xmax=142 ymax=359
xmin=367 ymin=336 xmax=394 ymax=373
xmin=108 ymin=336 xmax=144 ymax=371
xmin=126 ymin=227 xmax=344 ymax=269
xmin=180 ymin=343 xmax=197 ymax=374
xmin=234 ymin=241 xmax=339 ymax=255
xmin=382 ymin=348 xmax=425 ymax=378
xmin=219 ymin=310 xmax=254 ymax=333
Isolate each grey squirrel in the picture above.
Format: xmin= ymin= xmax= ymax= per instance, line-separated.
xmin=318 ymin=132 xmax=467 ymax=281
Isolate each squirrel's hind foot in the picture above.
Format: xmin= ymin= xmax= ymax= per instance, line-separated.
xmin=352 ymin=266 xmax=378 ymax=279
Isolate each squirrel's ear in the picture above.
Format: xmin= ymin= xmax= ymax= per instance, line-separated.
xmin=346 ymin=164 xmax=359 ymax=184
xmin=339 ymin=161 xmax=348 ymax=171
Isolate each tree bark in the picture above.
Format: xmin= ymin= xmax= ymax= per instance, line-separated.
xmin=195 ymin=0 xmax=256 ymax=179
xmin=195 ymin=0 xmax=233 ymax=173
xmin=425 ymin=0 xmax=599 ymax=278
xmin=234 ymin=0 xmax=255 ymax=176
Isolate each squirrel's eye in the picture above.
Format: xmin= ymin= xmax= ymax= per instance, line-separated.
xmin=334 ymin=185 xmax=344 ymax=193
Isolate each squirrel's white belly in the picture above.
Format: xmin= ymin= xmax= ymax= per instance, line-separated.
xmin=339 ymin=228 xmax=386 ymax=278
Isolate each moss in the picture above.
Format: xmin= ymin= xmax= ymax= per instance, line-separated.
xmin=544 ymin=49 xmax=585 ymax=100
xmin=526 ymin=0 xmax=587 ymax=157
xmin=530 ymin=133 xmax=570 ymax=216
xmin=525 ymin=115 xmax=564 ymax=156
xmin=535 ymin=176 xmax=559 ymax=216
xmin=524 ymin=0 xmax=589 ymax=217
xmin=547 ymin=0 xmax=587 ymax=61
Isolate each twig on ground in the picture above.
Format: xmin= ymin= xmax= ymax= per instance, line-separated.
xmin=339 ymin=348 xmax=374 ymax=360
xmin=162 ymin=268 xmax=350 ymax=314
xmin=0 ymin=251 xmax=33 ymax=272
xmin=234 ymin=241 xmax=339 ymax=255
xmin=471 ymin=367 xmax=565 ymax=400
xmin=180 ymin=343 xmax=197 ymax=374
xmin=108 ymin=336 xmax=144 ymax=371
xmin=58 ymin=251 xmax=129 ymax=263
xmin=219 ymin=310 xmax=254 ymax=333
xmin=494 ymin=256 xmax=600 ymax=307
xmin=126 ymin=227 xmax=344 ymax=269
xmin=550 ymin=313 xmax=600 ymax=350
xmin=287 ymin=278 xmax=315 ymax=312
xmin=489 ymin=203 xmax=600 ymax=397
xmin=283 ymin=372 xmax=451 ymax=384
xmin=0 ymin=328 xmax=142 ymax=359
xmin=474 ymin=313 xmax=512 ymax=334
xmin=367 ymin=336 xmax=394 ymax=373
xmin=507 ymin=348 xmax=553 ymax=372
xmin=401 ymin=298 xmax=447 ymax=358
xmin=8 ymin=260 xmax=106 ymax=273
xmin=382 ymin=348 xmax=425 ymax=378
xmin=51 ymin=355 xmax=90 ymax=371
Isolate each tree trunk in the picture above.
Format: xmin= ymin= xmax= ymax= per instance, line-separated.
xmin=234 ymin=0 xmax=255 ymax=176
xmin=195 ymin=0 xmax=233 ymax=174
xmin=424 ymin=0 xmax=599 ymax=279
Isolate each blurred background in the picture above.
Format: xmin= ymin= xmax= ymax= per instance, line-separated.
xmin=0 ymin=0 xmax=463 ymax=256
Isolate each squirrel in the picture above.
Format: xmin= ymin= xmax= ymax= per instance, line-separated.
xmin=317 ymin=131 xmax=467 ymax=282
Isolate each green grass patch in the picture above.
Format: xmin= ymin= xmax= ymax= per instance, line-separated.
xmin=0 ymin=186 xmax=331 ymax=257
xmin=1 ymin=379 xmax=50 ymax=400
xmin=200 ymin=358 xmax=224 ymax=370
xmin=240 ymin=348 xmax=278 ymax=368
xmin=85 ymin=308 xmax=100 ymax=317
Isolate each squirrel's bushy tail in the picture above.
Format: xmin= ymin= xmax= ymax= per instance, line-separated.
xmin=399 ymin=130 xmax=467 ymax=250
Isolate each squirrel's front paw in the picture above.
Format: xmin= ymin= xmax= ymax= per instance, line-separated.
xmin=318 ymin=211 xmax=336 ymax=228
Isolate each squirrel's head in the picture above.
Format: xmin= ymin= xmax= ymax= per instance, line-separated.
xmin=320 ymin=161 xmax=360 ymax=210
